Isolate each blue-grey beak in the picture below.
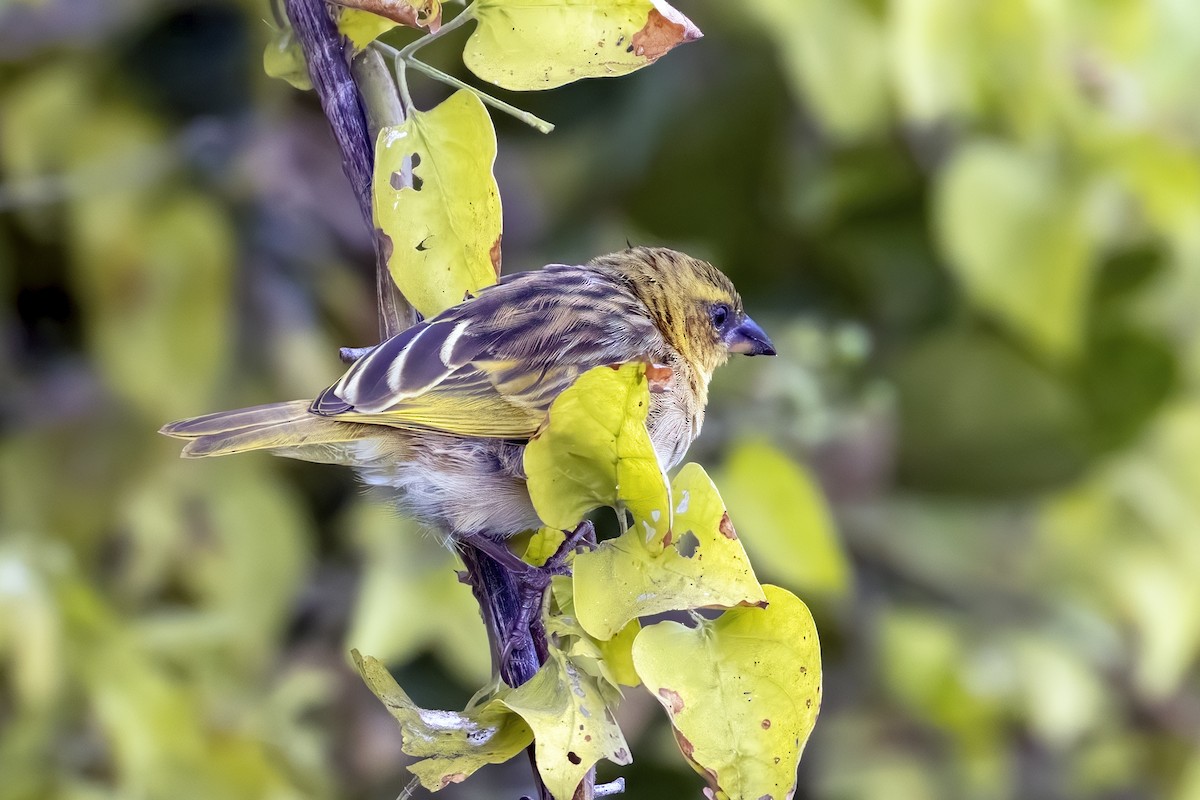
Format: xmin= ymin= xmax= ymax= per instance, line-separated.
xmin=724 ymin=315 xmax=776 ymax=356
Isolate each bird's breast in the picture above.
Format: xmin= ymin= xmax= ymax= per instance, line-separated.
xmin=646 ymin=372 xmax=704 ymax=472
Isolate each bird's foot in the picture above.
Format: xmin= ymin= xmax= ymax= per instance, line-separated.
xmin=540 ymin=519 xmax=597 ymax=578
xmin=463 ymin=521 xmax=596 ymax=667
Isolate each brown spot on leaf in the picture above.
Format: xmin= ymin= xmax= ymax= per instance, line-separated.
xmin=567 ymin=751 xmax=582 ymax=765
xmin=761 ymin=718 xmax=771 ymax=729
xmin=719 ymin=512 xmax=738 ymax=540
xmin=438 ymin=772 xmax=467 ymax=787
xmin=662 ymin=529 xmax=673 ymax=547
xmin=659 ymin=687 xmax=685 ymax=715
xmin=629 ymin=5 xmax=702 ymax=62
xmin=675 ymin=731 xmax=695 ymax=759
xmin=489 ymin=235 xmax=502 ymax=276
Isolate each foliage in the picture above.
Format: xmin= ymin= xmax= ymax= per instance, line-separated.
xmin=280 ymin=2 xmax=819 ymax=796
xmin=372 ymin=88 xmax=502 ymax=318
xmin=5 ymin=0 xmax=1200 ymax=798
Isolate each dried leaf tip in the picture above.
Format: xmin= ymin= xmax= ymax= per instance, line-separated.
xmin=329 ymin=0 xmax=442 ymax=32
xmin=631 ymin=3 xmax=703 ymax=62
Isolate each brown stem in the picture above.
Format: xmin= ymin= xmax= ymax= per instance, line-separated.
xmin=284 ymin=0 xmax=414 ymax=340
xmin=282 ymin=3 xmax=551 ymax=797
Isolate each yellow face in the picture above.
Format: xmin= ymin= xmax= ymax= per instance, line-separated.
xmin=592 ymin=247 xmax=775 ymax=377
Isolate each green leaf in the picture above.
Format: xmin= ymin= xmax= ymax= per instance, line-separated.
xmin=499 ymin=647 xmax=631 ymax=800
xmin=344 ymin=503 xmax=491 ymax=685
xmin=742 ymin=0 xmax=888 ymax=139
xmin=352 ymin=650 xmax=534 ymax=791
xmin=464 ymin=0 xmax=702 ymax=91
xmin=632 ymin=585 xmax=822 ymax=800
xmin=523 ymin=363 xmax=671 ymax=540
xmin=521 ymin=527 xmax=568 ymax=568
xmin=337 ymin=9 xmax=400 ymax=51
xmin=718 ymin=441 xmax=851 ymax=597
xmin=572 ymin=463 xmax=766 ymax=640
xmin=543 ymin=587 xmax=641 ymax=691
xmin=889 ymin=0 xmax=980 ymax=122
xmin=934 ymin=141 xmax=1095 ymax=359
xmin=335 ymin=1 xmax=442 ymax=51
xmin=374 ymin=90 xmax=502 ymax=318
xmin=263 ymin=25 xmax=312 ymax=91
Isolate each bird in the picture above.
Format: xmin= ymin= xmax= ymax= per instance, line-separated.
xmin=161 ymin=247 xmax=775 ymax=546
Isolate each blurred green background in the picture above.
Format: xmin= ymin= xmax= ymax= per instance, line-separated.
xmin=4 ymin=0 xmax=1200 ymax=798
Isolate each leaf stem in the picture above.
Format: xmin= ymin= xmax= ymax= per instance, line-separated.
xmin=397 ymin=1 xmax=476 ymax=61
xmin=405 ymin=58 xmax=555 ymax=133
xmin=371 ymin=11 xmax=556 ymax=134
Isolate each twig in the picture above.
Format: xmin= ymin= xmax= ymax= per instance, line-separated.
xmin=595 ymin=778 xmax=626 ymax=797
xmin=372 ymin=33 xmax=556 ymax=134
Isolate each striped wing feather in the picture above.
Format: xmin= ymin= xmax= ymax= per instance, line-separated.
xmin=311 ymin=266 xmax=659 ymax=439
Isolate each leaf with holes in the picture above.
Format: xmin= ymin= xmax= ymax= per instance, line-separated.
xmin=464 ymin=0 xmax=702 ymax=90
xmin=352 ymin=650 xmax=533 ymax=791
xmin=572 ymin=462 xmax=766 ymax=640
xmin=632 ymin=585 xmax=822 ymax=800
xmin=373 ymin=90 xmax=502 ymax=318
xmin=499 ymin=646 xmax=631 ymax=800
xmin=523 ymin=363 xmax=672 ymax=543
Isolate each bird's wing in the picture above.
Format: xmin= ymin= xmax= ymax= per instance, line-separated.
xmin=311 ymin=266 xmax=661 ymax=439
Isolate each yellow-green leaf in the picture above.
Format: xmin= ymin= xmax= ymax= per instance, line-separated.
xmin=742 ymin=0 xmax=888 ymax=139
xmin=352 ymin=650 xmax=533 ymax=791
xmin=499 ymin=647 xmax=631 ymax=800
xmin=464 ymin=0 xmax=702 ymax=91
xmin=263 ymin=26 xmax=312 ymax=91
xmin=934 ymin=141 xmax=1094 ymax=359
xmin=345 ymin=503 xmax=490 ymax=685
xmin=373 ymin=90 xmax=502 ymax=318
xmin=573 ymin=463 xmax=766 ymax=640
xmin=523 ymin=363 xmax=671 ymax=539
xmin=337 ymin=9 xmax=400 ymax=51
xmin=334 ymin=0 xmax=441 ymax=49
xmin=632 ymin=585 xmax=822 ymax=800
xmin=719 ymin=441 xmax=851 ymax=597
xmin=544 ymin=600 xmax=641 ymax=691
xmin=522 ymin=527 xmax=568 ymax=568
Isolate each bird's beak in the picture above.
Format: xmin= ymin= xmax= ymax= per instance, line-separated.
xmin=724 ymin=315 xmax=776 ymax=356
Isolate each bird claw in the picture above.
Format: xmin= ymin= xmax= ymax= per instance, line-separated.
xmin=466 ymin=521 xmax=596 ymax=666
xmin=544 ymin=519 xmax=596 ymax=574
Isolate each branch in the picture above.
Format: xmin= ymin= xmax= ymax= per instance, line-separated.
xmin=284 ymin=0 xmax=414 ymax=340
xmin=282 ymin=3 xmax=556 ymax=797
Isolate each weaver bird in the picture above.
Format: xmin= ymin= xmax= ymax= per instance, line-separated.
xmin=161 ymin=247 xmax=775 ymax=544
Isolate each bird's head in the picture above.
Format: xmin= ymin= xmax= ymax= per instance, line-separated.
xmin=591 ymin=247 xmax=775 ymax=380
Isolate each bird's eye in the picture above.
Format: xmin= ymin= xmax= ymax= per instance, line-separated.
xmin=711 ymin=303 xmax=730 ymax=328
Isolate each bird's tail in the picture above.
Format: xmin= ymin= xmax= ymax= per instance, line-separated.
xmin=160 ymin=400 xmax=377 ymax=460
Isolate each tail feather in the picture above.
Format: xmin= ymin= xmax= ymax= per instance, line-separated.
xmin=161 ymin=400 xmax=378 ymax=459
xmin=161 ymin=400 xmax=314 ymax=437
